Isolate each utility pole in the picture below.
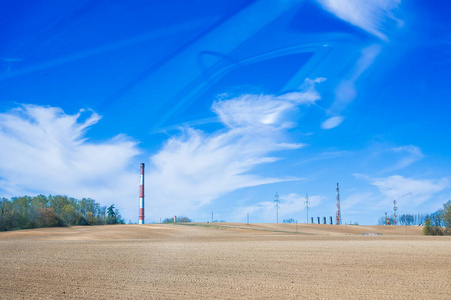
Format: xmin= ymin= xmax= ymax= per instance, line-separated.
xmin=274 ymin=192 xmax=280 ymax=223
xmin=304 ymin=193 xmax=310 ymax=224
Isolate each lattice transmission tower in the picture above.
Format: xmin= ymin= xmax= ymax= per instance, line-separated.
xmin=274 ymin=192 xmax=280 ymax=223
xmin=336 ymin=183 xmax=341 ymax=225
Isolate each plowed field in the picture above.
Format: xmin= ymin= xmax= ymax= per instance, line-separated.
xmin=1 ymin=223 xmax=450 ymax=299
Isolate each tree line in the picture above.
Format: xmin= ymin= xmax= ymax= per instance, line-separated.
xmin=162 ymin=216 xmax=192 ymax=223
xmin=378 ymin=213 xmax=430 ymax=226
xmin=423 ymin=200 xmax=451 ymax=235
xmin=0 ymin=195 xmax=124 ymax=231
xmin=376 ymin=200 xmax=451 ymax=235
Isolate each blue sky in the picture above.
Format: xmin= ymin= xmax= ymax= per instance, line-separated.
xmin=1 ymin=0 xmax=450 ymax=224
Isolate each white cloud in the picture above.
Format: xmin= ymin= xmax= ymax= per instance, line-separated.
xmin=212 ymin=78 xmax=321 ymax=129
xmin=316 ymin=0 xmax=402 ymax=41
xmin=329 ymin=44 xmax=382 ymax=115
xmin=148 ymin=80 xmax=323 ymax=218
xmin=0 ymin=105 xmax=140 ymax=219
xmin=362 ymin=144 xmax=424 ymax=172
xmin=385 ymin=145 xmax=424 ymax=172
xmin=369 ymin=175 xmax=448 ymax=206
xmin=321 ymin=116 xmax=344 ymax=129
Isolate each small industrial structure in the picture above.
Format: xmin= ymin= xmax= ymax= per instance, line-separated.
xmin=139 ymin=163 xmax=145 ymax=224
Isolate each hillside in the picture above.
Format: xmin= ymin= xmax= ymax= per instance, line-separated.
xmin=0 ymin=222 xmax=423 ymax=241
xmin=0 ymin=224 xmax=449 ymax=299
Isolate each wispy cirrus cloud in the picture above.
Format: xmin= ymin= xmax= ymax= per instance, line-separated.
xmin=370 ymin=175 xmax=447 ymax=203
xmin=0 ymin=105 xmax=140 ymax=219
xmin=365 ymin=144 xmax=424 ymax=173
xmin=213 ymin=78 xmax=324 ymax=129
xmin=384 ymin=145 xmax=424 ymax=172
xmin=316 ymin=0 xmax=403 ymax=129
xmin=148 ymin=79 xmax=323 ymax=218
xmin=355 ymin=174 xmax=448 ymax=207
xmin=322 ymin=44 xmax=382 ymax=129
xmin=316 ymin=0 xmax=403 ymax=41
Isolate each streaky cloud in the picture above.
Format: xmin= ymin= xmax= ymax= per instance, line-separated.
xmin=0 ymin=104 xmax=140 ymax=219
xmin=384 ymin=145 xmax=424 ymax=172
xmin=316 ymin=0 xmax=402 ymax=41
xmin=363 ymin=174 xmax=448 ymax=206
xmin=148 ymin=80 xmax=322 ymax=218
xmin=212 ymin=79 xmax=321 ymax=129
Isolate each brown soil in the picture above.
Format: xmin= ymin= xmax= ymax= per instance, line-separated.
xmin=0 ymin=223 xmax=450 ymax=299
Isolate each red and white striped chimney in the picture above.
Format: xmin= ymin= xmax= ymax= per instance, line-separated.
xmin=139 ymin=163 xmax=145 ymax=224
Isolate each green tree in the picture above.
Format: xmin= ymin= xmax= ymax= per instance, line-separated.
xmin=0 ymin=194 xmax=123 ymax=231
xmin=49 ymin=195 xmax=69 ymax=216
xmin=86 ymin=211 xmax=97 ymax=225
xmin=441 ymin=200 xmax=451 ymax=228
xmin=162 ymin=216 xmax=192 ymax=223
xmin=0 ymin=198 xmax=14 ymax=231
xmin=106 ymin=205 xmax=123 ymax=224
xmin=62 ymin=205 xmax=76 ymax=225
xmin=38 ymin=208 xmax=64 ymax=227
xmin=107 ymin=205 xmax=117 ymax=224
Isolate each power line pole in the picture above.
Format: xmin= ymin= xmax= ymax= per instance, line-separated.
xmin=274 ymin=192 xmax=280 ymax=223
xmin=304 ymin=193 xmax=310 ymax=224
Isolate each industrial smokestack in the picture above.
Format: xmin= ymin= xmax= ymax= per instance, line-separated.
xmin=139 ymin=163 xmax=145 ymax=224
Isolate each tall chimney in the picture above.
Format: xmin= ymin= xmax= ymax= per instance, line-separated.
xmin=139 ymin=163 xmax=145 ymax=224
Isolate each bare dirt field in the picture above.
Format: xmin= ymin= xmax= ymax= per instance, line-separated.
xmin=1 ymin=223 xmax=450 ymax=299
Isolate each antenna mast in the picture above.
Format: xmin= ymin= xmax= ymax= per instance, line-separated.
xmin=392 ymin=193 xmax=411 ymax=226
xmin=304 ymin=193 xmax=310 ymax=224
xmin=274 ymin=192 xmax=280 ymax=223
